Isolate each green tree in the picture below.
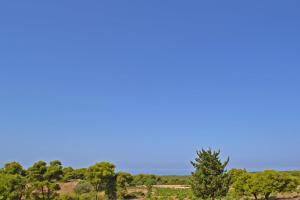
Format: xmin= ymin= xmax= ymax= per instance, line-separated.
xmin=145 ymin=177 xmax=157 ymax=199
xmin=228 ymin=168 xmax=247 ymax=184
xmin=132 ymin=174 xmax=158 ymax=186
xmin=190 ymin=149 xmax=230 ymax=200
xmin=86 ymin=162 xmax=116 ymax=200
xmin=231 ymin=171 xmax=260 ymax=199
xmin=116 ymin=172 xmax=133 ymax=199
xmin=73 ymin=168 xmax=87 ymax=180
xmin=232 ymin=170 xmax=299 ymax=200
xmin=256 ymin=170 xmax=298 ymax=200
xmin=74 ymin=181 xmax=94 ymax=195
xmin=63 ymin=168 xmax=87 ymax=181
xmin=2 ymin=162 xmax=26 ymax=176
xmin=62 ymin=167 xmax=75 ymax=182
xmin=0 ymin=173 xmax=28 ymax=200
xmin=0 ymin=162 xmax=28 ymax=200
xmin=27 ymin=160 xmax=63 ymax=200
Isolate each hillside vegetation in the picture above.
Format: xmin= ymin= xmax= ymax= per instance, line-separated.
xmin=0 ymin=149 xmax=299 ymax=200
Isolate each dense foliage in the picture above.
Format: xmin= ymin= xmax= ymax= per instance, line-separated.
xmin=0 ymin=149 xmax=299 ymax=200
xmin=229 ymin=169 xmax=299 ymax=200
xmin=190 ymin=149 xmax=230 ymax=200
xmin=86 ymin=162 xmax=117 ymax=200
xmin=0 ymin=161 xmax=126 ymax=200
xmin=116 ymin=172 xmax=133 ymax=199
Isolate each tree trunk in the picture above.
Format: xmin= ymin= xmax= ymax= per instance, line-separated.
xmin=46 ymin=186 xmax=51 ymax=200
xmin=41 ymin=186 xmax=45 ymax=200
xmin=18 ymin=193 xmax=22 ymax=200
xmin=265 ymin=192 xmax=271 ymax=200
xmin=253 ymin=193 xmax=258 ymax=200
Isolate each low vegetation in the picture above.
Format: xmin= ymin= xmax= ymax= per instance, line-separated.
xmin=0 ymin=149 xmax=299 ymax=199
xmin=153 ymin=187 xmax=195 ymax=200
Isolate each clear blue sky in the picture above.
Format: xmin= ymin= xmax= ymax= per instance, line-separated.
xmin=1 ymin=1 xmax=300 ymax=175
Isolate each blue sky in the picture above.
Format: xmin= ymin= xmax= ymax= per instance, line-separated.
xmin=0 ymin=1 xmax=300 ymax=174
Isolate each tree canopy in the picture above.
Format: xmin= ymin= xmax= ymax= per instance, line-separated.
xmin=86 ymin=162 xmax=117 ymax=200
xmin=231 ymin=170 xmax=299 ymax=200
xmin=190 ymin=149 xmax=230 ymax=200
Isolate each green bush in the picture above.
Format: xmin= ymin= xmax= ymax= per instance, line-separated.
xmin=59 ymin=193 xmax=100 ymax=200
xmin=154 ymin=188 xmax=195 ymax=200
xmin=74 ymin=181 xmax=94 ymax=195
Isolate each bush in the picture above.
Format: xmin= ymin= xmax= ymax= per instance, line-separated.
xmin=59 ymin=193 xmax=101 ymax=200
xmin=154 ymin=188 xmax=195 ymax=200
xmin=59 ymin=194 xmax=78 ymax=200
xmin=132 ymin=174 xmax=158 ymax=186
xmin=74 ymin=181 xmax=94 ymax=195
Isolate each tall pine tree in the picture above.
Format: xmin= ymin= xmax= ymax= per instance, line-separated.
xmin=190 ymin=149 xmax=230 ymax=200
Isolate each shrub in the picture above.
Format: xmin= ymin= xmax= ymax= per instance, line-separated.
xmin=74 ymin=181 xmax=94 ymax=195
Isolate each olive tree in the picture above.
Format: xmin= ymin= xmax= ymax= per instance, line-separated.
xmin=228 ymin=168 xmax=247 ymax=184
xmin=232 ymin=170 xmax=299 ymax=200
xmin=231 ymin=171 xmax=261 ymax=199
xmin=257 ymin=170 xmax=298 ymax=200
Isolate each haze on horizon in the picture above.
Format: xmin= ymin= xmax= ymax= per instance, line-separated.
xmin=0 ymin=1 xmax=300 ymax=175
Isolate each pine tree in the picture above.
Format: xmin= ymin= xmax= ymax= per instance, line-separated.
xmin=86 ymin=162 xmax=117 ymax=200
xmin=190 ymin=149 xmax=230 ymax=200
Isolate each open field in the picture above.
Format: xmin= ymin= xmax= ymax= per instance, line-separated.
xmin=57 ymin=181 xmax=300 ymax=200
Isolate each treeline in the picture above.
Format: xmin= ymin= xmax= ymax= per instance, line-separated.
xmin=1 ymin=149 xmax=300 ymax=200
xmin=0 ymin=161 xmax=134 ymax=200
xmin=190 ymin=149 xmax=300 ymax=200
xmin=132 ymin=174 xmax=189 ymax=185
xmin=0 ymin=160 xmax=188 ymax=200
